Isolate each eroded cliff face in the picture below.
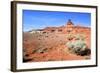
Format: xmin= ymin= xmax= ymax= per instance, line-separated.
xmin=23 ymin=20 xmax=91 ymax=62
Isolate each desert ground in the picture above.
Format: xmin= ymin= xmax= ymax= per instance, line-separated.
xmin=23 ymin=30 xmax=91 ymax=62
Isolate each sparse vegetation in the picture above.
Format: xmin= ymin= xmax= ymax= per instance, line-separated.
xmin=23 ymin=26 xmax=90 ymax=62
xmin=75 ymin=34 xmax=85 ymax=40
xmin=32 ymin=48 xmax=48 ymax=54
xmin=66 ymin=34 xmax=74 ymax=40
xmin=66 ymin=34 xmax=90 ymax=56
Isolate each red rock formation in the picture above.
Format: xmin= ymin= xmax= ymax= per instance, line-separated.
xmin=23 ymin=19 xmax=91 ymax=62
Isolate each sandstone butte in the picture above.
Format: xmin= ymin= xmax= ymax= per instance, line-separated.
xmin=23 ymin=19 xmax=91 ymax=62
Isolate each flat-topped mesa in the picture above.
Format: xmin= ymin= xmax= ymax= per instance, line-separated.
xmin=66 ymin=19 xmax=74 ymax=28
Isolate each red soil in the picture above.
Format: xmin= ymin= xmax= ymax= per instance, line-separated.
xmin=23 ymin=20 xmax=91 ymax=62
xmin=23 ymin=32 xmax=90 ymax=62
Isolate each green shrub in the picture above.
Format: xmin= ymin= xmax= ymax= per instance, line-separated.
xmin=66 ymin=34 xmax=74 ymax=40
xmin=33 ymin=48 xmax=48 ymax=54
xmin=66 ymin=39 xmax=87 ymax=55
xmin=66 ymin=41 xmax=74 ymax=49
xmin=75 ymin=34 xmax=85 ymax=40
xmin=72 ymin=40 xmax=87 ymax=52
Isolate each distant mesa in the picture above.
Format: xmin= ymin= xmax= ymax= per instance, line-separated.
xmin=29 ymin=19 xmax=90 ymax=34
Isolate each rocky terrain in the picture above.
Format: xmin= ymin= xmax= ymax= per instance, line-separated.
xmin=23 ymin=31 xmax=91 ymax=62
xmin=23 ymin=20 xmax=91 ymax=62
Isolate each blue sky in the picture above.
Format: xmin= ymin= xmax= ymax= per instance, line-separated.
xmin=23 ymin=10 xmax=91 ymax=31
